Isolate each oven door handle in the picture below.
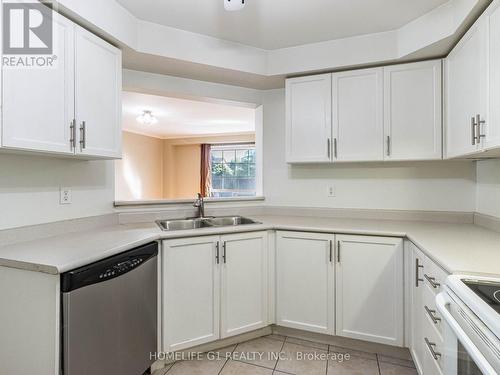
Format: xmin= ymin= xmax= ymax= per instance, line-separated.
xmin=436 ymin=292 xmax=497 ymax=375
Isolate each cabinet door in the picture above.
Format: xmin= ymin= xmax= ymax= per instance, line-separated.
xmin=220 ymin=232 xmax=268 ymax=338
xmin=75 ymin=26 xmax=122 ymax=158
xmin=285 ymin=74 xmax=332 ymax=163
xmin=384 ymin=60 xmax=442 ymax=161
xmin=485 ymin=1 xmax=500 ymax=150
xmin=2 ymin=12 xmax=75 ymax=154
xmin=276 ymin=231 xmax=334 ymax=334
xmin=162 ymin=237 xmax=220 ymax=352
xmin=336 ymin=235 xmax=404 ymax=346
xmin=410 ymin=244 xmax=426 ymax=375
xmin=332 ymin=68 xmax=384 ymax=161
xmin=445 ymin=21 xmax=487 ymax=158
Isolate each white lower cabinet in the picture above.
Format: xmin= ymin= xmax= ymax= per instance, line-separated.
xmin=162 ymin=231 xmax=268 ymax=352
xmin=409 ymin=242 xmax=449 ymax=375
xmin=335 ymin=235 xmax=404 ymax=346
xmin=410 ymin=243 xmax=426 ymax=374
xmin=276 ymin=231 xmax=335 ymax=335
xmin=162 ymin=236 xmax=220 ymax=352
xmin=220 ymin=232 xmax=269 ymax=338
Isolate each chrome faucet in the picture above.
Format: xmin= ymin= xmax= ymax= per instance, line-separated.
xmin=193 ymin=193 xmax=205 ymax=218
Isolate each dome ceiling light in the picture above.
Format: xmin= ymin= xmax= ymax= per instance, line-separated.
xmin=224 ymin=0 xmax=245 ymax=12
xmin=136 ymin=110 xmax=158 ymax=125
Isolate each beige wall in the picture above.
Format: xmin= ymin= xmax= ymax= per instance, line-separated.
xmin=115 ymin=131 xmax=164 ymax=201
xmin=116 ymin=132 xmax=255 ymax=201
xmin=163 ymin=133 xmax=255 ymax=199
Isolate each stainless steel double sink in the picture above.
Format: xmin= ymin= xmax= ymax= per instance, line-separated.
xmin=156 ymin=216 xmax=260 ymax=231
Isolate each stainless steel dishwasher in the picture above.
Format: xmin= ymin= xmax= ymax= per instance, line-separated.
xmin=61 ymin=242 xmax=158 ymax=375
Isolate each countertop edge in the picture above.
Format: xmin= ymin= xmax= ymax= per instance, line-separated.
xmin=0 ymin=219 xmax=496 ymax=276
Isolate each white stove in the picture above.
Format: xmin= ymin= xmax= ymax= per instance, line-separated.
xmin=437 ymin=275 xmax=500 ymax=375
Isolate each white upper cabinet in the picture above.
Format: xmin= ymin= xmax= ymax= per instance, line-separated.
xmin=335 ymin=235 xmax=404 ymax=346
xmin=484 ymin=1 xmax=500 ymax=150
xmin=332 ymin=68 xmax=384 ymax=162
xmin=74 ymin=26 xmax=122 ymax=158
xmin=0 ymin=13 xmax=122 ymax=159
xmin=276 ymin=231 xmax=335 ymax=335
xmin=286 ymin=74 xmax=332 ymax=163
xmin=384 ymin=61 xmax=442 ymax=161
xmin=445 ymin=20 xmax=487 ymax=158
xmin=220 ymin=232 xmax=268 ymax=338
xmin=2 ymin=12 xmax=75 ymax=155
xmin=285 ymin=60 xmax=442 ymax=163
xmin=445 ymin=0 xmax=500 ymax=158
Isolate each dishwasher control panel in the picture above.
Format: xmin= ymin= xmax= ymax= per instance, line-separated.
xmin=61 ymin=242 xmax=158 ymax=292
xmin=99 ymin=258 xmax=145 ymax=279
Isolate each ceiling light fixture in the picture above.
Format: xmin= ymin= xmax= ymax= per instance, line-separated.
xmin=224 ymin=0 xmax=245 ymax=11
xmin=136 ymin=110 xmax=158 ymax=125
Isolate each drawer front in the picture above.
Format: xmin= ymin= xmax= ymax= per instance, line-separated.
xmin=422 ymin=255 xmax=447 ymax=295
xmin=422 ymin=309 xmax=445 ymax=373
xmin=422 ymin=282 xmax=444 ymax=340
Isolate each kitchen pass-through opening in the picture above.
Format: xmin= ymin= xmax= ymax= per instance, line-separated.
xmin=115 ymin=91 xmax=263 ymax=204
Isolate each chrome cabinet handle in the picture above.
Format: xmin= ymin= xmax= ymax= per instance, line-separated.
xmin=337 ymin=240 xmax=341 ymax=263
xmin=215 ymin=242 xmax=220 ymax=264
xmin=425 ymin=338 xmax=442 ymax=360
xmin=70 ymin=119 xmax=76 ymax=150
xmin=476 ymin=114 xmax=486 ymax=141
xmin=425 ymin=305 xmax=441 ymax=324
xmin=471 ymin=116 xmax=477 ymax=145
xmin=329 ymin=240 xmax=333 ymax=263
xmin=415 ymin=258 xmax=424 ymax=287
xmin=327 ymin=138 xmax=331 ymax=159
xmin=386 ymin=136 xmax=391 ymax=156
xmin=333 ymin=138 xmax=338 ymax=158
xmin=79 ymin=121 xmax=86 ymax=150
xmin=424 ymin=274 xmax=441 ymax=289
xmin=222 ymin=241 xmax=227 ymax=264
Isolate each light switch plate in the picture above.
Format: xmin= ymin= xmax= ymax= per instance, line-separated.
xmin=60 ymin=187 xmax=72 ymax=204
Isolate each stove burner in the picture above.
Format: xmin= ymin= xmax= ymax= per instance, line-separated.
xmin=463 ymin=280 xmax=500 ymax=314
xmin=494 ymin=290 xmax=500 ymax=304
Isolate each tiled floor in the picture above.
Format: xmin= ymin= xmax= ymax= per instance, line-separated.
xmin=154 ymin=334 xmax=417 ymax=375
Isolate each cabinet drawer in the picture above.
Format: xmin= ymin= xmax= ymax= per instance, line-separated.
xmin=423 ymin=309 xmax=444 ymax=374
xmin=422 ymin=282 xmax=443 ymax=340
xmin=422 ymin=256 xmax=447 ymax=295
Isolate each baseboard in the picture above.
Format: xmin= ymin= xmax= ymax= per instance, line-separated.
xmin=474 ymin=212 xmax=500 ymax=233
xmin=272 ymin=326 xmax=412 ymax=360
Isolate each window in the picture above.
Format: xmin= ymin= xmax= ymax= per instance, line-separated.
xmin=210 ymin=144 xmax=256 ymax=197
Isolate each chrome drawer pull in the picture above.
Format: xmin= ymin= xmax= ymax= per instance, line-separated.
xmin=424 ymin=274 xmax=440 ymax=289
xmin=425 ymin=338 xmax=442 ymax=361
xmin=424 ymin=305 xmax=441 ymax=324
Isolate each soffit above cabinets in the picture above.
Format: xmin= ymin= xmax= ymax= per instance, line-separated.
xmin=57 ymin=0 xmax=492 ymax=88
xmin=115 ymin=0 xmax=448 ymax=50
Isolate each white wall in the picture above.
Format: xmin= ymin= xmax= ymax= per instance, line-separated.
xmin=0 ymin=154 xmax=114 ymax=230
xmin=263 ymin=89 xmax=477 ymax=212
xmin=475 ymin=159 xmax=500 ymax=217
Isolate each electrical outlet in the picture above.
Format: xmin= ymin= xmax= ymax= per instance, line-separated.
xmin=327 ymin=185 xmax=335 ymax=197
xmin=60 ymin=187 xmax=72 ymax=205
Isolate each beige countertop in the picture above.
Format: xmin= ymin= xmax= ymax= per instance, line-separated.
xmin=0 ymin=215 xmax=499 ymax=276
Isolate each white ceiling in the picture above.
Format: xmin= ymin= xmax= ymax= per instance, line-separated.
xmin=122 ymin=91 xmax=256 ymax=139
xmin=116 ymin=0 xmax=448 ymax=49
